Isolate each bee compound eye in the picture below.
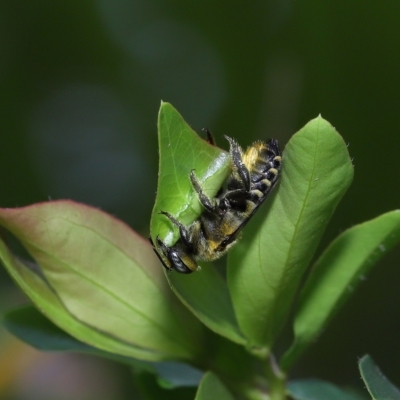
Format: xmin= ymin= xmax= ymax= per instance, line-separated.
xmin=169 ymin=250 xmax=194 ymax=274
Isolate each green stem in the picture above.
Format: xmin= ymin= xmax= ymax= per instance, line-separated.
xmin=263 ymin=353 xmax=287 ymax=400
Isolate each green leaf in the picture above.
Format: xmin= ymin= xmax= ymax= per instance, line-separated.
xmin=2 ymin=305 xmax=137 ymax=363
xmin=149 ymin=361 xmax=203 ymax=389
xmin=359 ymin=355 xmax=400 ymax=400
xmin=3 ymin=305 xmax=203 ymax=388
xmin=0 ymin=200 xmax=203 ymax=361
xmin=167 ymin=268 xmax=246 ymax=345
xmin=228 ymin=116 xmax=354 ymax=347
xmin=150 ymin=102 xmax=245 ymax=345
xmin=287 ymin=379 xmax=367 ymax=400
xmin=281 ymin=211 xmax=400 ymax=370
xmin=3 ymin=305 xmax=100 ymax=352
xmin=0 ymin=238 xmax=158 ymax=360
xmin=195 ymin=372 xmax=235 ymax=400
xmin=150 ymin=101 xmax=231 ymax=246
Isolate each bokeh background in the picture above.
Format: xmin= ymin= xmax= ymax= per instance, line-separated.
xmin=1 ymin=1 xmax=400 ymax=399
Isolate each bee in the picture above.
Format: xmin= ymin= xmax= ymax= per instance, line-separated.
xmin=150 ymin=135 xmax=282 ymax=274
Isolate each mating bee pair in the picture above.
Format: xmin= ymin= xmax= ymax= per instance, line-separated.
xmin=151 ymin=134 xmax=282 ymax=274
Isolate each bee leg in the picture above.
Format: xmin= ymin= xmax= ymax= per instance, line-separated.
xmin=217 ymin=196 xmax=230 ymax=213
xmin=221 ymin=188 xmax=248 ymax=211
xmin=155 ymin=236 xmax=195 ymax=274
xmin=149 ymin=236 xmax=173 ymax=272
xmin=224 ymin=135 xmax=251 ymax=192
xmin=202 ymin=128 xmax=216 ymax=145
xmin=189 ymin=170 xmax=217 ymax=213
xmin=160 ymin=211 xmax=194 ymax=248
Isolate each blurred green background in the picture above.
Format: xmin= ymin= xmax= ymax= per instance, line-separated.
xmin=1 ymin=1 xmax=400 ymax=398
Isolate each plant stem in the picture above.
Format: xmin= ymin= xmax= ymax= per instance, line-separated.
xmin=263 ymin=354 xmax=287 ymax=400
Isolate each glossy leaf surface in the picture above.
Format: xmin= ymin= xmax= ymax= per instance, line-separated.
xmin=228 ymin=116 xmax=354 ymax=347
xmin=282 ymin=210 xmax=400 ymax=370
xmin=0 ymin=200 xmax=203 ymax=361
xmin=0 ymin=237 xmax=159 ymax=360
